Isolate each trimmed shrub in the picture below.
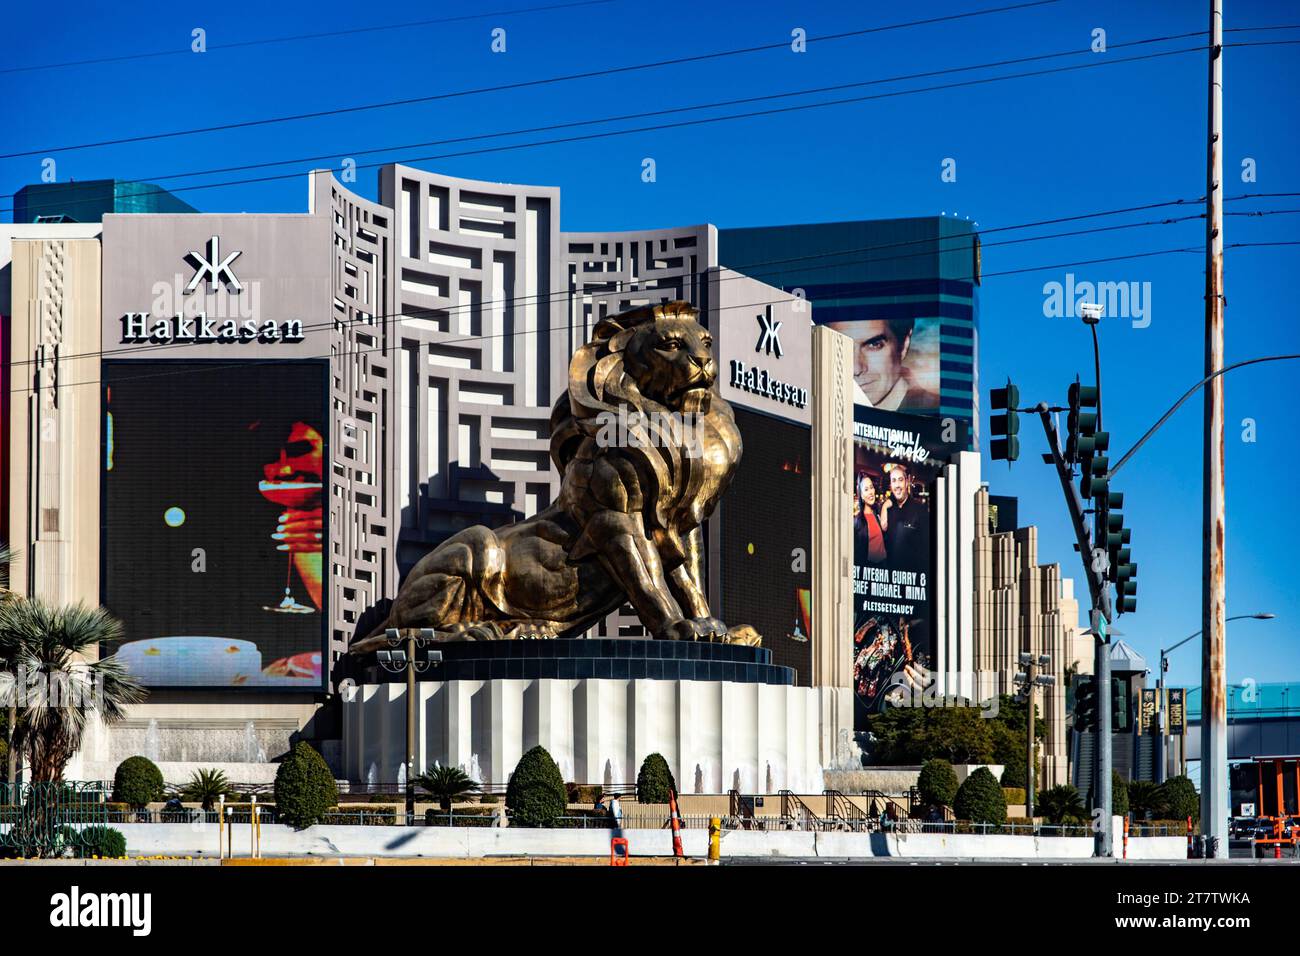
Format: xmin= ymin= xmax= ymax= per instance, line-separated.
xmin=1158 ymin=775 xmax=1199 ymax=824
xmin=1112 ymin=771 xmax=1130 ymax=817
xmin=954 ymin=767 xmax=1007 ymax=825
xmin=505 ymin=746 xmax=567 ymax=828
xmin=112 ymin=756 xmax=164 ymax=808
xmin=992 ymin=725 xmax=1027 ymax=790
xmin=79 ymin=826 xmax=127 ymax=858
xmin=636 ymin=753 xmax=677 ymax=804
xmin=1002 ymin=787 xmax=1027 ymax=806
xmin=917 ymin=758 xmax=959 ymax=808
xmin=274 ymin=742 xmax=338 ymax=830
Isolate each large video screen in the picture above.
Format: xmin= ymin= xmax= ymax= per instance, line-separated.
xmin=719 ymin=408 xmax=813 ymax=685
xmin=102 ymin=360 xmax=328 ymax=689
xmin=851 ymin=407 xmax=954 ymax=727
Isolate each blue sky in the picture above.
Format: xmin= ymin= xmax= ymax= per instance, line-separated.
xmin=3 ymin=0 xmax=1297 ymax=691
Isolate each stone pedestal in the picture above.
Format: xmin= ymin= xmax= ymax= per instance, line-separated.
xmin=342 ymin=639 xmax=826 ymax=793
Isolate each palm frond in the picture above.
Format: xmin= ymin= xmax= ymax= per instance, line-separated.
xmin=0 ymin=596 xmax=142 ymax=780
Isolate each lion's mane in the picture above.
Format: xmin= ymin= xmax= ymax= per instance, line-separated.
xmin=548 ymin=300 xmax=738 ymax=539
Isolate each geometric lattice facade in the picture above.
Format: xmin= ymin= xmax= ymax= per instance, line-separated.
xmin=321 ymin=164 xmax=730 ymax=662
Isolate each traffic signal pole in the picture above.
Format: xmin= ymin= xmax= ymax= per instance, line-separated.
xmin=1036 ymin=405 xmax=1114 ymax=857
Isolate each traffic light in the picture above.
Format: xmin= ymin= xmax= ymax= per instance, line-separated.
xmin=1074 ymin=676 xmax=1097 ymax=732
xmin=1104 ymin=490 xmax=1135 ymax=614
xmin=1111 ymin=677 xmax=1130 ymax=732
xmin=1066 ymin=382 xmax=1098 ymax=463
xmin=1067 ymin=380 xmax=1111 ymax=512
xmin=1115 ymin=561 xmax=1138 ymax=614
xmin=989 ymin=380 xmax=1020 ymax=462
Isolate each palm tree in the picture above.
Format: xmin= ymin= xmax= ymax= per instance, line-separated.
xmin=0 ymin=542 xmax=16 ymax=787
xmin=181 ymin=768 xmax=231 ymax=811
xmin=414 ymin=764 xmax=480 ymax=812
xmin=0 ymin=598 xmax=144 ymax=781
xmin=1127 ymin=780 xmax=1163 ymax=821
xmin=1038 ymin=784 xmax=1086 ymax=826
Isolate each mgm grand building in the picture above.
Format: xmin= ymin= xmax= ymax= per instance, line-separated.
xmin=3 ymin=166 xmax=994 ymax=793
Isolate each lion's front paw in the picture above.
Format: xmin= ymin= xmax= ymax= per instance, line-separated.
xmin=657 ymin=617 xmax=729 ymax=642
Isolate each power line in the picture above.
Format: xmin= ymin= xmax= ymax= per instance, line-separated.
xmin=13 ymin=199 xmax=1298 ymax=372
xmin=0 ymin=30 xmax=1226 ymax=203
xmin=6 ymin=40 xmax=1261 ymax=218
xmin=9 ymin=191 xmax=1296 ymax=373
xmin=16 ymin=239 xmax=1299 ymax=398
xmin=0 ymin=1 xmax=620 ymax=76
xmin=0 ymin=1 xmax=1065 ymax=159
xmin=4 ymin=198 xmax=1209 ymax=371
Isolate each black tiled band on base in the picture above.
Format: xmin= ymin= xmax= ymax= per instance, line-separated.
xmin=354 ymin=639 xmax=793 ymax=686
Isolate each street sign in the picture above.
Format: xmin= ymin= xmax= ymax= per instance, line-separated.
xmin=1139 ymin=688 xmax=1157 ymax=735
xmin=1166 ymin=688 xmax=1186 ymax=736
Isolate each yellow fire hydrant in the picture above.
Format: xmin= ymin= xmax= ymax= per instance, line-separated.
xmin=708 ymin=817 xmax=721 ymax=864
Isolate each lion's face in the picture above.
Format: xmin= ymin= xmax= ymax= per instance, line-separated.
xmin=621 ymin=315 xmax=716 ymax=411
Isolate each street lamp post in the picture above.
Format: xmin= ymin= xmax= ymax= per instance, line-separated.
xmin=377 ymin=628 xmax=441 ymax=824
xmin=1156 ymin=613 xmax=1274 ymax=785
xmin=1016 ymin=652 xmax=1056 ymax=822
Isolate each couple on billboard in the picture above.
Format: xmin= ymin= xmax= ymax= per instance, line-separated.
xmin=854 ymin=461 xmax=929 ymax=571
xmin=852 ymin=453 xmax=932 ymax=720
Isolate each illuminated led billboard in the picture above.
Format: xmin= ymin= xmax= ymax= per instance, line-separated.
xmin=101 ymin=360 xmax=328 ymax=688
xmin=851 ymin=406 xmax=961 ymax=726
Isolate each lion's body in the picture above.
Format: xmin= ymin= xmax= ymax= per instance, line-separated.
xmin=352 ymin=301 xmax=749 ymax=650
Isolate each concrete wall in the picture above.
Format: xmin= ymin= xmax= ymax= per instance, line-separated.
xmin=809 ymin=326 xmax=858 ymax=770
xmin=103 ymin=822 xmax=1185 ymax=860
xmin=8 ymin=236 xmax=103 ymax=607
xmin=343 ymin=676 xmax=825 ymax=793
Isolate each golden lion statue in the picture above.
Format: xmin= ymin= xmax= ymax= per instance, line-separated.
xmin=351 ymin=301 xmax=758 ymax=651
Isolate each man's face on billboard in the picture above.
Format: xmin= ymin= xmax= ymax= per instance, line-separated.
xmin=889 ymin=466 xmax=910 ymax=503
xmin=854 ymin=321 xmax=910 ymax=404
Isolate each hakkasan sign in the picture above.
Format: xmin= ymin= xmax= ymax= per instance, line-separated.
xmin=101 ymin=214 xmax=331 ymax=359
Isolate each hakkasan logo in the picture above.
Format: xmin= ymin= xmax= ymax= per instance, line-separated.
xmin=119 ymin=236 xmax=306 ymax=344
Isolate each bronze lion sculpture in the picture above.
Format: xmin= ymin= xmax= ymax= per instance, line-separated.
xmin=351 ymin=300 xmax=758 ymax=651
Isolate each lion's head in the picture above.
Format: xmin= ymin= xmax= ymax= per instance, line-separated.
xmin=549 ymin=300 xmax=736 ymax=482
xmin=618 ymin=302 xmax=717 ymax=412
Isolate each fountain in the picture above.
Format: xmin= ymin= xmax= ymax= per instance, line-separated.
xmin=694 ymin=764 xmax=704 ymax=794
xmin=366 ymin=763 xmax=378 ymax=788
xmin=243 ymin=721 xmax=267 ymax=763
xmin=144 ymin=719 xmax=160 ymax=762
xmin=468 ymin=753 xmax=482 ymax=784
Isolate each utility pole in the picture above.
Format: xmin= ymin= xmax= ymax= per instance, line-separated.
xmin=1201 ymin=0 xmax=1228 ymax=858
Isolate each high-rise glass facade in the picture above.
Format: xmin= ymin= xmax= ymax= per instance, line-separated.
xmin=719 ymin=216 xmax=980 ymax=449
xmin=13 ymin=179 xmax=197 ymax=223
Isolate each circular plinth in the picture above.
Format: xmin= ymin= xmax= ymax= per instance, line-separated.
xmin=353 ymin=638 xmax=792 ymax=686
